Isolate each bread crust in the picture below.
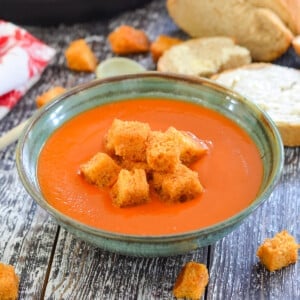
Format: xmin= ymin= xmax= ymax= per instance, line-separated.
xmin=213 ymin=63 xmax=300 ymax=146
xmin=157 ymin=36 xmax=251 ymax=77
xmin=167 ymin=0 xmax=293 ymax=61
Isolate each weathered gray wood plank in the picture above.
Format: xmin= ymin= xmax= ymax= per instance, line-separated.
xmin=207 ymin=148 xmax=300 ymax=300
xmin=44 ymin=229 xmax=208 ymax=299
xmin=0 ymin=160 xmax=58 ymax=299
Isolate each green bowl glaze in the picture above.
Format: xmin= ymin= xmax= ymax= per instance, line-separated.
xmin=16 ymin=72 xmax=283 ymax=256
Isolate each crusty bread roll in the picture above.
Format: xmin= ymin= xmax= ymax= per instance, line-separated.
xmin=212 ymin=63 xmax=300 ymax=146
xmin=166 ymin=0 xmax=295 ymax=62
xmin=157 ymin=37 xmax=251 ymax=77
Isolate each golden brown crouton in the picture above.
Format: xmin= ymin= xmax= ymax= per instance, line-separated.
xmin=65 ymin=39 xmax=98 ymax=72
xmin=173 ymin=262 xmax=209 ymax=300
xmin=166 ymin=127 xmax=208 ymax=165
xmin=146 ymin=130 xmax=181 ymax=172
xmin=105 ymin=119 xmax=151 ymax=162
xmin=152 ymin=164 xmax=203 ymax=203
xmin=112 ymin=168 xmax=149 ymax=207
xmin=150 ymin=35 xmax=183 ymax=62
xmin=80 ymin=152 xmax=121 ymax=188
xmin=118 ymin=158 xmax=152 ymax=175
xmin=257 ymin=230 xmax=299 ymax=272
xmin=292 ymin=36 xmax=300 ymax=56
xmin=36 ymin=86 xmax=66 ymax=108
xmin=108 ymin=25 xmax=150 ymax=55
xmin=0 ymin=262 xmax=19 ymax=300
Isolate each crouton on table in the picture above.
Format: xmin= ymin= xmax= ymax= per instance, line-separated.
xmin=150 ymin=35 xmax=183 ymax=62
xmin=108 ymin=25 xmax=150 ymax=55
xmin=65 ymin=39 xmax=98 ymax=72
xmin=257 ymin=230 xmax=299 ymax=271
xmin=36 ymin=86 xmax=66 ymax=108
xmin=0 ymin=262 xmax=19 ymax=300
xmin=173 ymin=261 xmax=209 ymax=299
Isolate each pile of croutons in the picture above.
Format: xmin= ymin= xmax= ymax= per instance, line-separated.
xmin=80 ymin=119 xmax=208 ymax=208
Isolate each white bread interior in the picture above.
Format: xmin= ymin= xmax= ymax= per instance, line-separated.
xmin=157 ymin=37 xmax=251 ymax=77
xmin=212 ymin=63 xmax=300 ymax=146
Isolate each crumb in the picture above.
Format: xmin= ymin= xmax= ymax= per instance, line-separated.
xmin=0 ymin=262 xmax=19 ymax=300
xmin=35 ymin=86 xmax=66 ymax=108
xmin=173 ymin=261 xmax=209 ymax=300
xmin=108 ymin=25 xmax=150 ymax=55
xmin=150 ymin=35 xmax=183 ymax=62
xmin=65 ymin=39 xmax=98 ymax=72
xmin=257 ymin=230 xmax=299 ymax=271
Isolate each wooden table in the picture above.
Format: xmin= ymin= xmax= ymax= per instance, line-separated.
xmin=1 ymin=1 xmax=299 ymax=299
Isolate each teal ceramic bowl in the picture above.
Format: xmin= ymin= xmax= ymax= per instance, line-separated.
xmin=16 ymin=72 xmax=283 ymax=256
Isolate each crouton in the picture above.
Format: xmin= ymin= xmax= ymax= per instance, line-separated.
xmin=108 ymin=25 xmax=150 ymax=55
xmin=112 ymin=168 xmax=149 ymax=207
xmin=65 ymin=39 xmax=98 ymax=72
xmin=166 ymin=127 xmax=208 ymax=165
xmin=146 ymin=130 xmax=181 ymax=172
xmin=80 ymin=152 xmax=121 ymax=188
xmin=0 ymin=262 xmax=19 ymax=300
xmin=150 ymin=35 xmax=183 ymax=62
xmin=152 ymin=164 xmax=203 ymax=203
xmin=173 ymin=261 xmax=209 ymax=300
xmin=35 ymin=86 xmax=66 ymax=108
xmin=292 ymin=35 xmax=300 ymax=56
xmin=257 ymin=230 xmax=299 ymax=272
xmin=105 ymin=119 xmax=151 ymax=162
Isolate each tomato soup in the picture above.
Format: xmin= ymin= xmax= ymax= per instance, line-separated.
xmin=38 ymin=98 xmax=263 ymax=235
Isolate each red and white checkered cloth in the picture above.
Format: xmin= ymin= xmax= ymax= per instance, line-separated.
xmin=0 ymin=20 xmax=56 ymax=119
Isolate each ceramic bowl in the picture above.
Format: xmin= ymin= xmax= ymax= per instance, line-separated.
xmin=16 ymin=72 xmax=283 ymax=256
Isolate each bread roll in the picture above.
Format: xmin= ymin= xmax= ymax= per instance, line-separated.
xmin=166 ymin=0 xmax=294 ymax=61
xmin=157 ymin=37 xmax=251 ymax=77
xmin=212 ymin=63 xmax=300 ymax=146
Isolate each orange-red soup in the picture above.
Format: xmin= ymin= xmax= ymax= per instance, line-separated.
xmin=38 ymin=98 xmax=263 ymax=235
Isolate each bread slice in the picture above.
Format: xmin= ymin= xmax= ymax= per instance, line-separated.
xmin=212 ymin=63 xmax=300 ymax=146
xmin=166 ymin=0 xmax=294 ymax=61
xmin=157 ymin=37 xmax=251 ymax=77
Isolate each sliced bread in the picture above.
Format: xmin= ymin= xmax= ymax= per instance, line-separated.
xmin=212 ymin=63 xmax=300 ymax=146
xmin=166 ymin=0 xmax=294 ymax=61
xmin=157 ymin=37 xmax=251 ymax=77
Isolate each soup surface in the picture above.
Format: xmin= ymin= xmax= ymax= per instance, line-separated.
xmin=38 ymin=98 xmax=263 ymax=235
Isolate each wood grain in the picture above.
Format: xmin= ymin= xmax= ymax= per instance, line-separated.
xmin=44 ymin=229 xmax=208 ymax=299
xmin=0 ymin=168 xmax=58 ymax=299
xmin=207 ymin=148 xmax=300 ymax=299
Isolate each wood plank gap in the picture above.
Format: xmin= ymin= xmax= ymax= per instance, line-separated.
xmin=40 ymin=226 xmax=61 ymax=299
xmin=204 ymin=245 xmax=212 ymax=300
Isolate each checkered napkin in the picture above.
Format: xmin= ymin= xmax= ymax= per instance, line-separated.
xmin=0 ymin=20 xmax=56 ymax=119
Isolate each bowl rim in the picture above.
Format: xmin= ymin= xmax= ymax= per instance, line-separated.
xmin=16 ymin=72 xmax=284 ymax=243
